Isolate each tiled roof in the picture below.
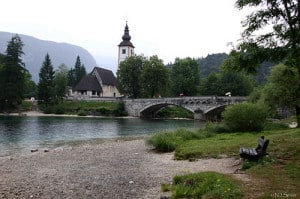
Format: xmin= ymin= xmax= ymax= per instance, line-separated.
xmin=73 ymin=73 xmax=102 ymax=92
xmin=94 ymin=67 xmax=117 ymax=86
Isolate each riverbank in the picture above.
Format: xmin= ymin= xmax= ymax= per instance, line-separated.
xmin=0 ymin=139 xmax=243 ymax=198
xmin=0 ymin=111 xmax=136 ymax=118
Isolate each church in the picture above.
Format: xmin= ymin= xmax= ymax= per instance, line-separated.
xmin=69 ymin=23 xmax=134 ymax=99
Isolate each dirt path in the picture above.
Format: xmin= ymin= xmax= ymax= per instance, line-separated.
xmin=0 ymin=139 xmax=245 ymax=198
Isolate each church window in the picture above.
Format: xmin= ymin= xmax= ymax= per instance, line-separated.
xmin=122 ymin=49 xmax=126 ymax=54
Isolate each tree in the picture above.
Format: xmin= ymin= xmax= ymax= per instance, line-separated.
xmin=170 ymin=57 xmax=200 ymax=96
xmin=68 ymin=56 xmax=86 ymax=87
xmin=0 ymin=35 xmax=26 ymax=111
xmin=117 ymin=55 xmax=145 ymax=98
xmin=54 ymin=64 xmax=68 ymax=101
xmin=200 ymin=72 xmax=222 ymax=95
xmin=219 ymin=71 xmax=254 ymax=96
xmin=223 ymin=0 xmax=300 ymax=125
xmin=37 ymin=53 xmax=55 ymax=106
xmin=23 ymin=72 xmax=37 ymax=99
xmin=262 ymin=64 xmax=299 ymax=112
xmin=140 ymin=55 xmax=169 ymax=97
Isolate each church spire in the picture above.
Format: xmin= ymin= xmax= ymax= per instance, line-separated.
xmin=119 ymin=22 xmax=134 ymax=48
xmin=118 ymin=22 xmax=135 ymax=66
xmin=122 ymin=22 xmax=131 ymax=42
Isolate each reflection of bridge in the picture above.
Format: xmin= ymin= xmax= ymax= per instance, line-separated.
xmin=123 ymin=96 xmax=246 ymax=120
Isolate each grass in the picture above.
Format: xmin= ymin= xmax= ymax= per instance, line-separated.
xmin=148 ymin=124 xmax=299 ymax=198
xmin=40 ymin=101 xmax=127 ymax=116
xmin=164 ymin=172 xmax=243 ymax=199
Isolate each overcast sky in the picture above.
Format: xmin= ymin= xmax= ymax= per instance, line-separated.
xmin=0 ymin=0 xmax=250 ymax=72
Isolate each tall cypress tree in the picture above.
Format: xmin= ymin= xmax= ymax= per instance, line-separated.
xmin=0 ymin=34 xmax=26 ymax=111
xmin=37 ymin=53 xmax=55 ymax=106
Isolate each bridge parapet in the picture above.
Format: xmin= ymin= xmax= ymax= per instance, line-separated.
xmin=123 ymin=96 xmax=247 ymax=119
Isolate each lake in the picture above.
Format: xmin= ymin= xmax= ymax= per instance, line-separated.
xmin=0 ymin=116 xmax=202 ymax=157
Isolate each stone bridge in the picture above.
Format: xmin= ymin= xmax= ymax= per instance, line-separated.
xmin=123 ymin=96 xmax=246 ymax=120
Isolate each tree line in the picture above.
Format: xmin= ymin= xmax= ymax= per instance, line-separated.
xmin=117 ymin=55 xmax=255 ymax=98
xmin=1 ymin=0 xmax=299 ymax=124
xmin=0 ymin=34 xmax=86 ymax=111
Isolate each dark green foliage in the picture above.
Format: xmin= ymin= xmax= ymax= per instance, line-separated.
xmin=37 ymin=53 xmax=55 ymax=106
xmin=146 ymin=128 xmax=215 ymax=152
xmin=112 ymin=102 xmax=127 ymax=117
xmin=198 ymin=53 xmax=228 ymax=77
xmin=218 ymin=71 xmax=254 ymax=96
xmin=68 ymin=56 xmax=86 ymax=87
xmin=224 ymin=0 xmax=300 ymax=126
xmin=117 ymin=55 xmax=144 ymax=98
xmin=170 ymin=57 xmax=200 ymax=96
xmin=54 ymin=64 xmax=68 ymax=101
xmin=140 ymin=55 xmax=169 ymax=98
xmin=262 ymin=64 xmax=299 ymax=111
xmin=170 ymin=172 xmax=243 ymax=199
xmin=200 ymin=72 xmax=222 ymax=95
xmin=200 ymin=70 xmax=254 ymax=96
xmin=41 ymin=101 xmax=127 ymax=117
xmin=23 ymin=72 xmax=37 ymax=99
xmin=0 ymin=35 xmax=26 ymax=111
xmin=222 ymin=102 xmax=268 ymax=132
xmin=156 ymin=106 xmax=193 ymax=119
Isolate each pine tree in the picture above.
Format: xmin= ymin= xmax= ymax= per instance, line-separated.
xmin=0 ymin=34 xmax=26 ymax=111
xmin=37 ymin=53 xmax=55 ymax=106
xmin=67 ymin=56 xmax=86 ymax=87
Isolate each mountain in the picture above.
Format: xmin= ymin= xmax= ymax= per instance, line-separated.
xmin=0 ymin=31 xmax=97 ymax=82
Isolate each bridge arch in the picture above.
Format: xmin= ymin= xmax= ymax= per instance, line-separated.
xmin=140 ymin=103 xmax=194 ymax=118
xmin=203 ymin=105 xmax=228 ymax=121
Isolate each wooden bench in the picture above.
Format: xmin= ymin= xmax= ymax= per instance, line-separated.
xmin=239 ymin=136 xmax=269 ymax=161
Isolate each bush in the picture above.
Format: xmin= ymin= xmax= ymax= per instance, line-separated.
xmin=146 ymin=129 xmax=200 ymax=152
xmin=77 ymin=110 xmax=87 ymax=116
xmin=54 ymin=105 xmax=65 ymax=114
xmin=222 ymin=102 xmax=268 ymax=132
xmin=147 ymin=128 xmax=216 ymax=152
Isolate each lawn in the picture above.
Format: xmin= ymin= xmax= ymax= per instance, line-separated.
xmin=148 ymin=128 xmax=300 ymax=198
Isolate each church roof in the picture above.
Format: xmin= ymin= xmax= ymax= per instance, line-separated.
xmin=73 ymin=73 xmax=102 ymax=92
xmin=94 ymin=67 xmax=117 ymax=86
xmin=118 ymin=23 xmax=135 ymax=48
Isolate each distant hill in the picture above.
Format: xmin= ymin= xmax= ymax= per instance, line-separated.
xmin=0 ymin=31 xmax=97 ymax=82
xmin=198 ymin=53 xmax=228 ymax=77
xmin=197 ymin=53 xmax=275 ymax=84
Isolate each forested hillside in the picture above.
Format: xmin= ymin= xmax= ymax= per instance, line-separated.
xmin=198 ymin=53 xmax=275 ymax=84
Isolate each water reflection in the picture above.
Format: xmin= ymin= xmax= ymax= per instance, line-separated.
xmin=0 ymin=116 xmax=202 ymax=157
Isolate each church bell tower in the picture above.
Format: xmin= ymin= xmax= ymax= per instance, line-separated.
xmin=118 ymin=22 xmax=135 ymax=66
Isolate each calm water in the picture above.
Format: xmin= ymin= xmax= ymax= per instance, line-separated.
xmin=0 ymin=116 xmax=201 ymax=157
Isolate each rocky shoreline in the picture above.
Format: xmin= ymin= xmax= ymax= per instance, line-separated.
xmin=0 ymin=139 xmax=242 ymax=198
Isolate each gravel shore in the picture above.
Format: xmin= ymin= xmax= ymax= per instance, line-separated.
xmin=0 ymin=139 xmax=242 ymax=199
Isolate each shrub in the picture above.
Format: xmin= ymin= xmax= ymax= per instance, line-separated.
xmin=54 ymin=105 xmax=65 ymax=115
xmin=147 ymin=129 xmax=198 ymax=152
xmin=78 ymin=110 xmax=87 ymax=116
xmin=147 ymin=128 xmax=216 ymax=152
xmin=43 ymin=106 xmax=54 ymax=114
xmin=222 ymin=102 xmax=268 ymax=132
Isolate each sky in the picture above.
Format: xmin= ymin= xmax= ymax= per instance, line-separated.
xmin=0 ymin=0 xmax=251 ymax=73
